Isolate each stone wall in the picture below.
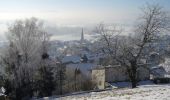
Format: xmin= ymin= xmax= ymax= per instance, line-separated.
xmin=105 ymin=66 xmax=128 ymax=82
xmin=105 ymin=65 xmax=150 ymax=82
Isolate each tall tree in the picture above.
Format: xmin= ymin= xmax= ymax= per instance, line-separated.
xmin=97 ymin=4 xmax=170 ymax=88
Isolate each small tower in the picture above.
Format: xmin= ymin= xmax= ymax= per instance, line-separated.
xmin=80 ymin=28 xmax=84 ymax=44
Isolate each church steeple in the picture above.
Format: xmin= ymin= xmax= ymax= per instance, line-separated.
xmin=81 ymin=28 xmax=84 ymax=43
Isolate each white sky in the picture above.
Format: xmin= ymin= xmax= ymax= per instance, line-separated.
xmin=0 ymin=0 xmax=169 ymax=41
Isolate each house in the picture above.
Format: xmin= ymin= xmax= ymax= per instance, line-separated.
xmin=150 ymin=66 xmax=167 ymax=78
xmin=65 ymin=63 xmax=150 ymax=90
xmin=64 ymin=63 xmax=97 ymax=92
xmin=150 ymin=66 xmax=170 ymax=83
xmin=65 ymin=63 xmax=96 ymax=80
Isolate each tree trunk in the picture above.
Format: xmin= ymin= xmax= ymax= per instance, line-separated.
xmin=130 ymin=60 xmax=137 ymax=88
xmin=75 ymin=70 xmax=77 ymax=91
xmin=131 ymin=79 xmax=137 ymax=88
xmin=59 ymin=70 xmax=63 ymax=95
xmin=16 ymin=88 xmax=22 ymax=100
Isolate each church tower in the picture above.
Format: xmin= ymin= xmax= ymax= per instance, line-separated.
xmin=80 ymin=28 xmax=84 ymax=43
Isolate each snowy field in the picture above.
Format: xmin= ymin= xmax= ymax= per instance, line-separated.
xmin=40 ymin=81 xmax=170 ymax=100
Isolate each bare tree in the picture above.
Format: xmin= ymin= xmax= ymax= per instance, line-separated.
xmin=97 ymin=4 xmax=170 ymax=88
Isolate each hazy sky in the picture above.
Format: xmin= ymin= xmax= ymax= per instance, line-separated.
xmin=0 ymin=0 xmax=170 ymax=41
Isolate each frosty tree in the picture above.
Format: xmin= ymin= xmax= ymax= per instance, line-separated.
xmin=1 ymin=18 xmax=51 ymax=100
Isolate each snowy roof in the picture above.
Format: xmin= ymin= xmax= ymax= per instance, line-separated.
xmin=62 ymin=55 xmax=81 ymax=64
xmin=150 ymin=52 xmax=159 ymax=55
xmin=149 ymin=57 xmax=170 ymax=77
xmin=89 ymin=65 xmax=121 ymax=70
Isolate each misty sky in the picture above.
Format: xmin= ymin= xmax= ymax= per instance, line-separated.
xmin=0 ymin=0 xmax=170 ymax=41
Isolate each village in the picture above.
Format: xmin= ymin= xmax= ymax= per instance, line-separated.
xmin=36 ymin=31 xmax=170 ymax=100
xmin=0 ymin=1 xmax=170 ymax=100
xmin=57 ymin=30 xmax=170 ymax=90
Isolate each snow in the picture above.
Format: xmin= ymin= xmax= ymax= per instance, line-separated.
xmin=0 ymin=87 xmax=5 ymax=94
xmin=0 ymin=87 xmax=6 ymax=96
xmin=40 ymin=81 xmax=170 ymax=100
xmin=61 ymin=84 xmax=170 ymax=100
xmin=109 ymin=80 xmax=153 ymax=89
xmin=0 ymin=93 xmax=5 ymax=96
xmin=111 ymin=82 xmax=131 ymax=88
xmin=160 ymin=58 xmax=170 ymax=73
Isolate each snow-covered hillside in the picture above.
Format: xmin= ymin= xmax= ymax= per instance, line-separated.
xmin=40 ymin=82 xmax=170 ymax=100
xmin=60 ymin=84 xmax=170 ymax=100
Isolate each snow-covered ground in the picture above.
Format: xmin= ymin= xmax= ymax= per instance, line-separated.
xmin=40 ymin=81 xmax=170 ymax=100
xmin=60 ymin=84 xmax=170 ymax=100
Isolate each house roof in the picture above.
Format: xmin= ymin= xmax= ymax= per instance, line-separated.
xmin=66 ymin=63 xmax=96 ymax=78
xmin=62 ymin=55 xmax=81 ymax=64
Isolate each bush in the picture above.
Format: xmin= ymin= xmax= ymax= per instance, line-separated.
xmin=82 ymin=79 xmax=96 ymax=91
xmin=153 ymin=78 xmax=170 ymax=84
